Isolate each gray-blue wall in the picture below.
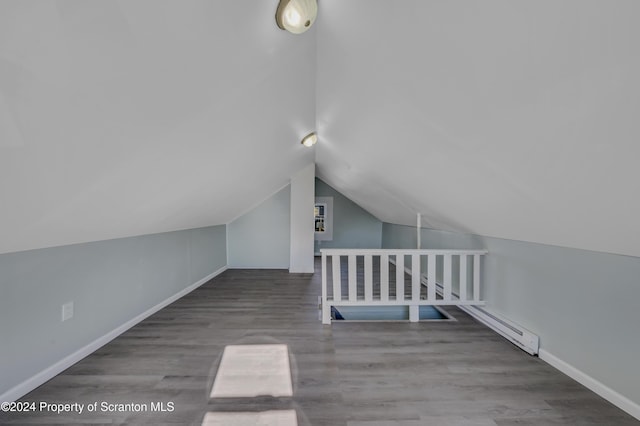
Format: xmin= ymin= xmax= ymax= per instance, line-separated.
xmin=228 ymin=186 xmax=291 ymax=269
xmin=315 ymin=179 xmax=382 ymax=253
xmin=382 ymin=222 xmax=640 ymax=407
xmin=0 ymin=225 xmax=227 ymax=397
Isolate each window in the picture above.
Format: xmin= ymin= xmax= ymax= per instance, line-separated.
xmin=314 ymin=197 xmax=333 ymax=241
xmin=314 ymin=203 xmax=326 ymax=233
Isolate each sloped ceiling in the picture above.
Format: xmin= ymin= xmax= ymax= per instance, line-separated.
xmin=0 ymin=0 xmax=315 ymax=254
xmin=316 ymin=0 xmax=640 ymax=257
xmin=2 ymin=1 xmax=639 ymax=259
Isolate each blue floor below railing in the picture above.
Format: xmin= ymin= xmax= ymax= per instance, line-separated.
xmin=331 ymin=305 xmax=447 ymax=321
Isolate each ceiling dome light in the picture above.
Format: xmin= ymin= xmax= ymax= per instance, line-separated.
xmin=301 ymin=132 xmax=317 ymax=147
xmin=276 ymin=0 xmax=318 ymax=34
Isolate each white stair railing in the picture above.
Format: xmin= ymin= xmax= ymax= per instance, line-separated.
xmin=320 ymin=249 xmax=488 ymax=324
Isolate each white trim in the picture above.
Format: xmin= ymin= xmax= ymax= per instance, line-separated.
xmin=329 ymin=300 xmax=484 ymax=306
xmin=321 ymin=248 xmax=488 ymax=255
xmin=539 ymin=349 xmax=640 ymax=421
xmin=0 ymin=265 xmax=228 ymax=403
xmin=227 ymin=266 xmax=290 ymax=270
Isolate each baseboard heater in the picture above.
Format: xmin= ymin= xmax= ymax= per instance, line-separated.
xmin=455 ymin=304 xmax=539 ymax=355
xmin=389 ymin=258 xmax=540 ymax=356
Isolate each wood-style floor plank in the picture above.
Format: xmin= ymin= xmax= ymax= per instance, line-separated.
xmin=1 ymin=259 xmax=637 ymax=425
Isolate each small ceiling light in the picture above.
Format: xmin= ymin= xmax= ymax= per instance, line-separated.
xmin=301 ymin=132 xmax=317 ymax=147
xmin=276 ymin=0 xmax=318 ymax=34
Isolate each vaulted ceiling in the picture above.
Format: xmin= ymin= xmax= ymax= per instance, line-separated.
xmin=2 ymin=1 xmax=639 ymax=257
xmin=318 ymin=0 xmax=640 ymax=258
xmin=0 ymin=0 xmax=315 ymax=254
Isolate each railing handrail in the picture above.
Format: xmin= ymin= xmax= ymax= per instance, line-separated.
xmin=320 ymin=248 xmax=488 ymax=256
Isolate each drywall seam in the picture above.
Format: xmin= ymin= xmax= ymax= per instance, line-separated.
xmin=0 ymin=265 xmax=228 ymax=403
xmin=226 ymin=224 xmax=230 ymax=267
xmin=226 ymin=183 xmax=291 ymax=225
xmin=539 ymin=349 xmax=640 ymax=420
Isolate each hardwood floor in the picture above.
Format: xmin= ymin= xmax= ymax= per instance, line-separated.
xmin=2 ymin=259 xmax=638 ymax=425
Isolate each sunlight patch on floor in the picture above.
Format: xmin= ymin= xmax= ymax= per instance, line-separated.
xmin=210 ymin=344 xmax=293 ymax=398
xmin=202 ymin=410 xmax=298 ymax=426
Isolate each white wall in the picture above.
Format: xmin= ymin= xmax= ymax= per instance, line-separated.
xmin=383 ymin=222 xmax=640 ymax=417
xmin=290 ymin=164 xmax=315 ymax=273
xmin=228 ymin=186 xmax=291 ymax=269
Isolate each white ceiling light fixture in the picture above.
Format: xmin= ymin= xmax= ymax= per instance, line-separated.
xmin=301 ymin=132 xmax=317 ymax=147
xmin=276 ymin=0 xmax=318 ymax=34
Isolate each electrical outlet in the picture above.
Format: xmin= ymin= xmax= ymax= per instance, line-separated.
xmin=62 ymin=301 xmax=74 ymax=322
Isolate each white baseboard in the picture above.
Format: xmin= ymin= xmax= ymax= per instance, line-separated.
xmin=539 ymin=349 xmax=640 ymax=420
xmin=0 ymin=265 xmax=227 ymax=403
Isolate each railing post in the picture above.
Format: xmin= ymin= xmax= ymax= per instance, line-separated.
xmin=409 ymin=305 xmax=419 ymax=322
xmin=395 ymin=254 xmax=404 ymax=301
xmin=410 ymin=253 xmax=421 ymax=322
xmin=348 ymin=255 xmax=357 ymax=302
xmin=321 ymin=252 xmax=330 ymax=324
xmin=380 ymin=254 xmax=389 ymax=302
xmin=473 ymin=254 xmax=481 ymax=302
xmin=443 ymin=254 xmax=452 ymax=301
xmin=411 ymin=254 xmax=421 ymax=302
xmin=459 ymin=254 xmax=468 ymax=302
xmin=332 ymin=255 xmax=342 ymax=302
xmin=427 ymin=254 xmax=436 ymax=301
xmin=364 ymin=254 xmax=373 ymax=302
